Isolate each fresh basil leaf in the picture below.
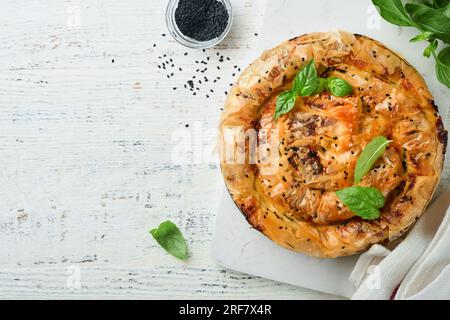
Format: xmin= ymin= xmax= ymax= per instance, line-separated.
xmin=420 ymin=0 xmax=434 ymax=8
xmin=434 ymin=0 xmax=450 ymax=9
xmin=435 ymin=46 xmax=450 ymax=88
xmin=405 ymin=3 xmax=450 ymax=44
xmin=292 ymin=59 xmax=318 ymax=96
xmin=314 ymin=78 xmax=328 ymax=94
xmin=150 ymin=220 xmax=188 ymax=260
xmin=440 ymin=2 xmax=450 ymax=17
xmin=326 ymin=77 xmax=353 ymax=97
xmin=372 ymin=0 xmax=416 ymax=26
xmin=275 ymin=90 xmax=297 ymax=119
xmin=424 ymin=39 xmax=439 ymax=57
xmin=336 ymin=186 xmax=385 ymax=220
xmin=410 ymin=31 xmax=435 ymax=42
xmin=354 ymin=136 xmax=391 ymax=183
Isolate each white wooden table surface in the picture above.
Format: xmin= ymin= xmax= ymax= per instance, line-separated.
xmin=0 ymin=0 xmax=342 ymax=299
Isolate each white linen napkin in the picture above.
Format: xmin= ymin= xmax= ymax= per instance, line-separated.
xmin=350 ymin=191 xmax=450 ymax=300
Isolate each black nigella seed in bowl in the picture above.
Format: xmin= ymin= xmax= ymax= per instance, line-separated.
xmin=175 ymin=0 xmax=229 ymax=42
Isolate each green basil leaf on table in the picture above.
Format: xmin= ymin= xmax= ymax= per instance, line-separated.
xmin=326 ymin=77 xmax=353 ymax=97
xmin=405 ymin=3 xmax=450 ymax=44
xmin=354 ymin=136 xmax=392 ymax=183
xmin=410 ymin=31 xmax=435 ymax=42
xmin=335 ymin=186 xmax=385 ymax=220
xmin=150 ymin=220 xmax=188 ymax=260
xmin=274 ymin=90 xmax=297 ymax=119
xmin=423 ymin=39 xmax=439 ymax=57
xmin=435 ymin=46 xmax=450 ymax=88
xmin=292 ymin=59 xmax=318 ymax=96
xmin=372 ymin=0 xmax=416 ymax=26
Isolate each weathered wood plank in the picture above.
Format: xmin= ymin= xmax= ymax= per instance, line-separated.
xmin=0 ymin=0 xmax=338 ymax=299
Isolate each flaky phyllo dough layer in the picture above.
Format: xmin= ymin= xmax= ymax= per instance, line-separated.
xmin=219 ymin=31 xmax=447 ymax=258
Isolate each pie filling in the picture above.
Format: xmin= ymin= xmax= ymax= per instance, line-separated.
xmin=255 ymin=64 xmax=440 ymax=226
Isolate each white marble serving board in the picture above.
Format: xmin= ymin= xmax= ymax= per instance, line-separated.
xmin=212 ymin=0 xmax=450 ymax=298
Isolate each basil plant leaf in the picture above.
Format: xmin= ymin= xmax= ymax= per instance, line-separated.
xmin=275 ymin=90 xmax=297 ymax=119
xmin=326 ymin=77 xmax=353 ymax=97
xmin=150 ymin=220 xmax=188 ymax=260
xmin=434 ymin=0 xmax=450 ymax=9
xmin=435 ymin=46 xmax=450 ymax=88
xmin=405 ymin=3 xmax=450 ymax=44
xmin=410 ymin=31 xmax=435 ymax=42
xmin=293 ymin=59 xmax=318 ymax=96
xmin=440 ymin=2 xmax=450 ymax=18
xmin=354 ymin=136 xmax=392 ymax=183
xmin=419 ymin=1 xmax=434 ymax=9
xmin=372 ymin=0 xmax=416 ymax=26
xmin=424 ymin=39 xmax=439 ymax=57
xmin=336 ymin=186 xmax=385 ymax=220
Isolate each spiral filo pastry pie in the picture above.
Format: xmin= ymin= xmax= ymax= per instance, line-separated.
xmin=219 ymin=31 xmax=447 ymax=258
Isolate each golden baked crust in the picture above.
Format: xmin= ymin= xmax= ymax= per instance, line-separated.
xmin=219 ymin=31 xmax=447 ymax=258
